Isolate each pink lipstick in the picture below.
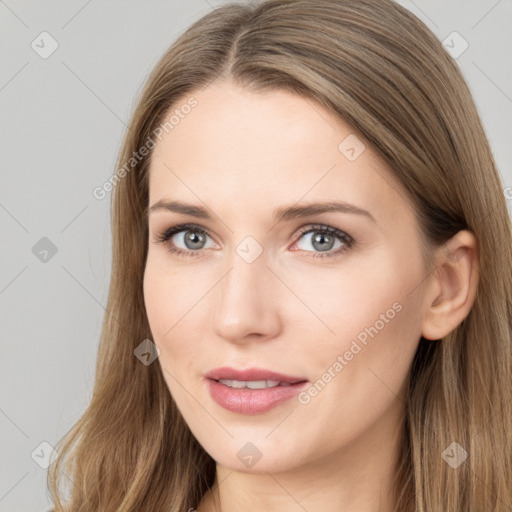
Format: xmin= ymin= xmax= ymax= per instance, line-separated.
xmin=205 ymin=367 xmax=309 ymax=414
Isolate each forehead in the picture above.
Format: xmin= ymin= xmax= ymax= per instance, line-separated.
xmin=148 ymin=80 xmax=411 ymax=224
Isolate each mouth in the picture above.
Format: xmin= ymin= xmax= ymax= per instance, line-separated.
xmin=204 ymin=367 xmax=309 ymax=414
xmin=212 ymin=378 xmax=299 ymax=389
xmin=205 ymin=366 xmax=307 ymax=384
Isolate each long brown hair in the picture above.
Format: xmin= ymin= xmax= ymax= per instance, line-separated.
xmin=48 ymin=0 xmax=512 ymax=510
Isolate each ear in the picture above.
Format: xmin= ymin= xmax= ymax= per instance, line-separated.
xmin=421 ymin=230 xmax=479 ymax=341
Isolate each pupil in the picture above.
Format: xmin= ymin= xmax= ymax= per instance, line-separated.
xmin=186 ymin=231 xmax=204 ymax=249
xmin=313 ymin=232 xmax=333 ymax=252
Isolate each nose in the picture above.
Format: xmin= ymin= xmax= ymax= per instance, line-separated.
xmin=211 ymin=247 xmax=282 ymax=345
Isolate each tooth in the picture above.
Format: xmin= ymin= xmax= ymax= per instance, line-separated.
xmin=246 ymin=380 xmax=268 ymax=389
xmin=218 ymin=379 xmax=251 ymax=388
xmin=230 ymin=379 xmax=247 ymax=388
xmin=217 ymin=379 xmax=288 ymax=389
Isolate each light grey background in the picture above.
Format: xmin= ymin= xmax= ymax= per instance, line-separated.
xmin=1 ymin=1 xmax=511 ymax=510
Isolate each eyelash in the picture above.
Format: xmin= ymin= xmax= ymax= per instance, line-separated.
xmin=152 ymin=222 xmax=355 ymax=261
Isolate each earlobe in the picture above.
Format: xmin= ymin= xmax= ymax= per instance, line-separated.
xmin=421 ymin=230 xmax=479 ymax=341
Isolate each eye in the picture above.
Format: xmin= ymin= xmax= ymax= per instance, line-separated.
xmin=152 ymin=222 xmax=355 ymax=260
xmin=152 ymin=223 xmax=216 ymax=258
xmin=291 ymin=224 xmax=355 ymax=260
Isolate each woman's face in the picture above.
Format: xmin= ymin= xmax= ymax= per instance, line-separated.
xmin=143 ymin=80 xmax=429 ymax=474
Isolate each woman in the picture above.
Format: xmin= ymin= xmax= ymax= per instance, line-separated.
xmin=48 ymin=0 xmax=512 ymax=510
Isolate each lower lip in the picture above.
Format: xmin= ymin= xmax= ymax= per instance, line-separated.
xmin=206 ymin=379 xmax=309 ymax=414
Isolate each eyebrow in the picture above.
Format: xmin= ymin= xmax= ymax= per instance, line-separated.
xmin=148 ymin=199 xmax=376 ymax=225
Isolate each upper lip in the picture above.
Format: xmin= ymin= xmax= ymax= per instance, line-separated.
xmin=205 ymin=367 xmax=308 ymax=384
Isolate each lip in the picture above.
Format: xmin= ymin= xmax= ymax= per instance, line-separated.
xmin=205 ymin=366 xmax=307 ymax=383
xmin=205 ymin=366 xmax=309 ymax=415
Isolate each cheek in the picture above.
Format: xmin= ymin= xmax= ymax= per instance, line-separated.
xmin=281 ymin=248 xmax=420 ymax=348
xmin=144 ymin=254 xmax=200 ymax=337
xmin=294 ymin=250 xmax=424 ymax=424
xmin=143 ymin=255 xmax=212 ymax=376
xmin=292 ymin=248 xmax=421 ymax=379
xmin=143 ymin=260 xmax=172 ymax=342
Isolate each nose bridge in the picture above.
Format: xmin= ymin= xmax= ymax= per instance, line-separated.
xmin=219 ymin=243 xmax=268 ymax=315
xmin=212 ymin=240 xmax=279 ymax=341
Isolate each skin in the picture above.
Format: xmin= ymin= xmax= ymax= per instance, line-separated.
xmin=143 ymin=79 xmax=478 ymax=512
